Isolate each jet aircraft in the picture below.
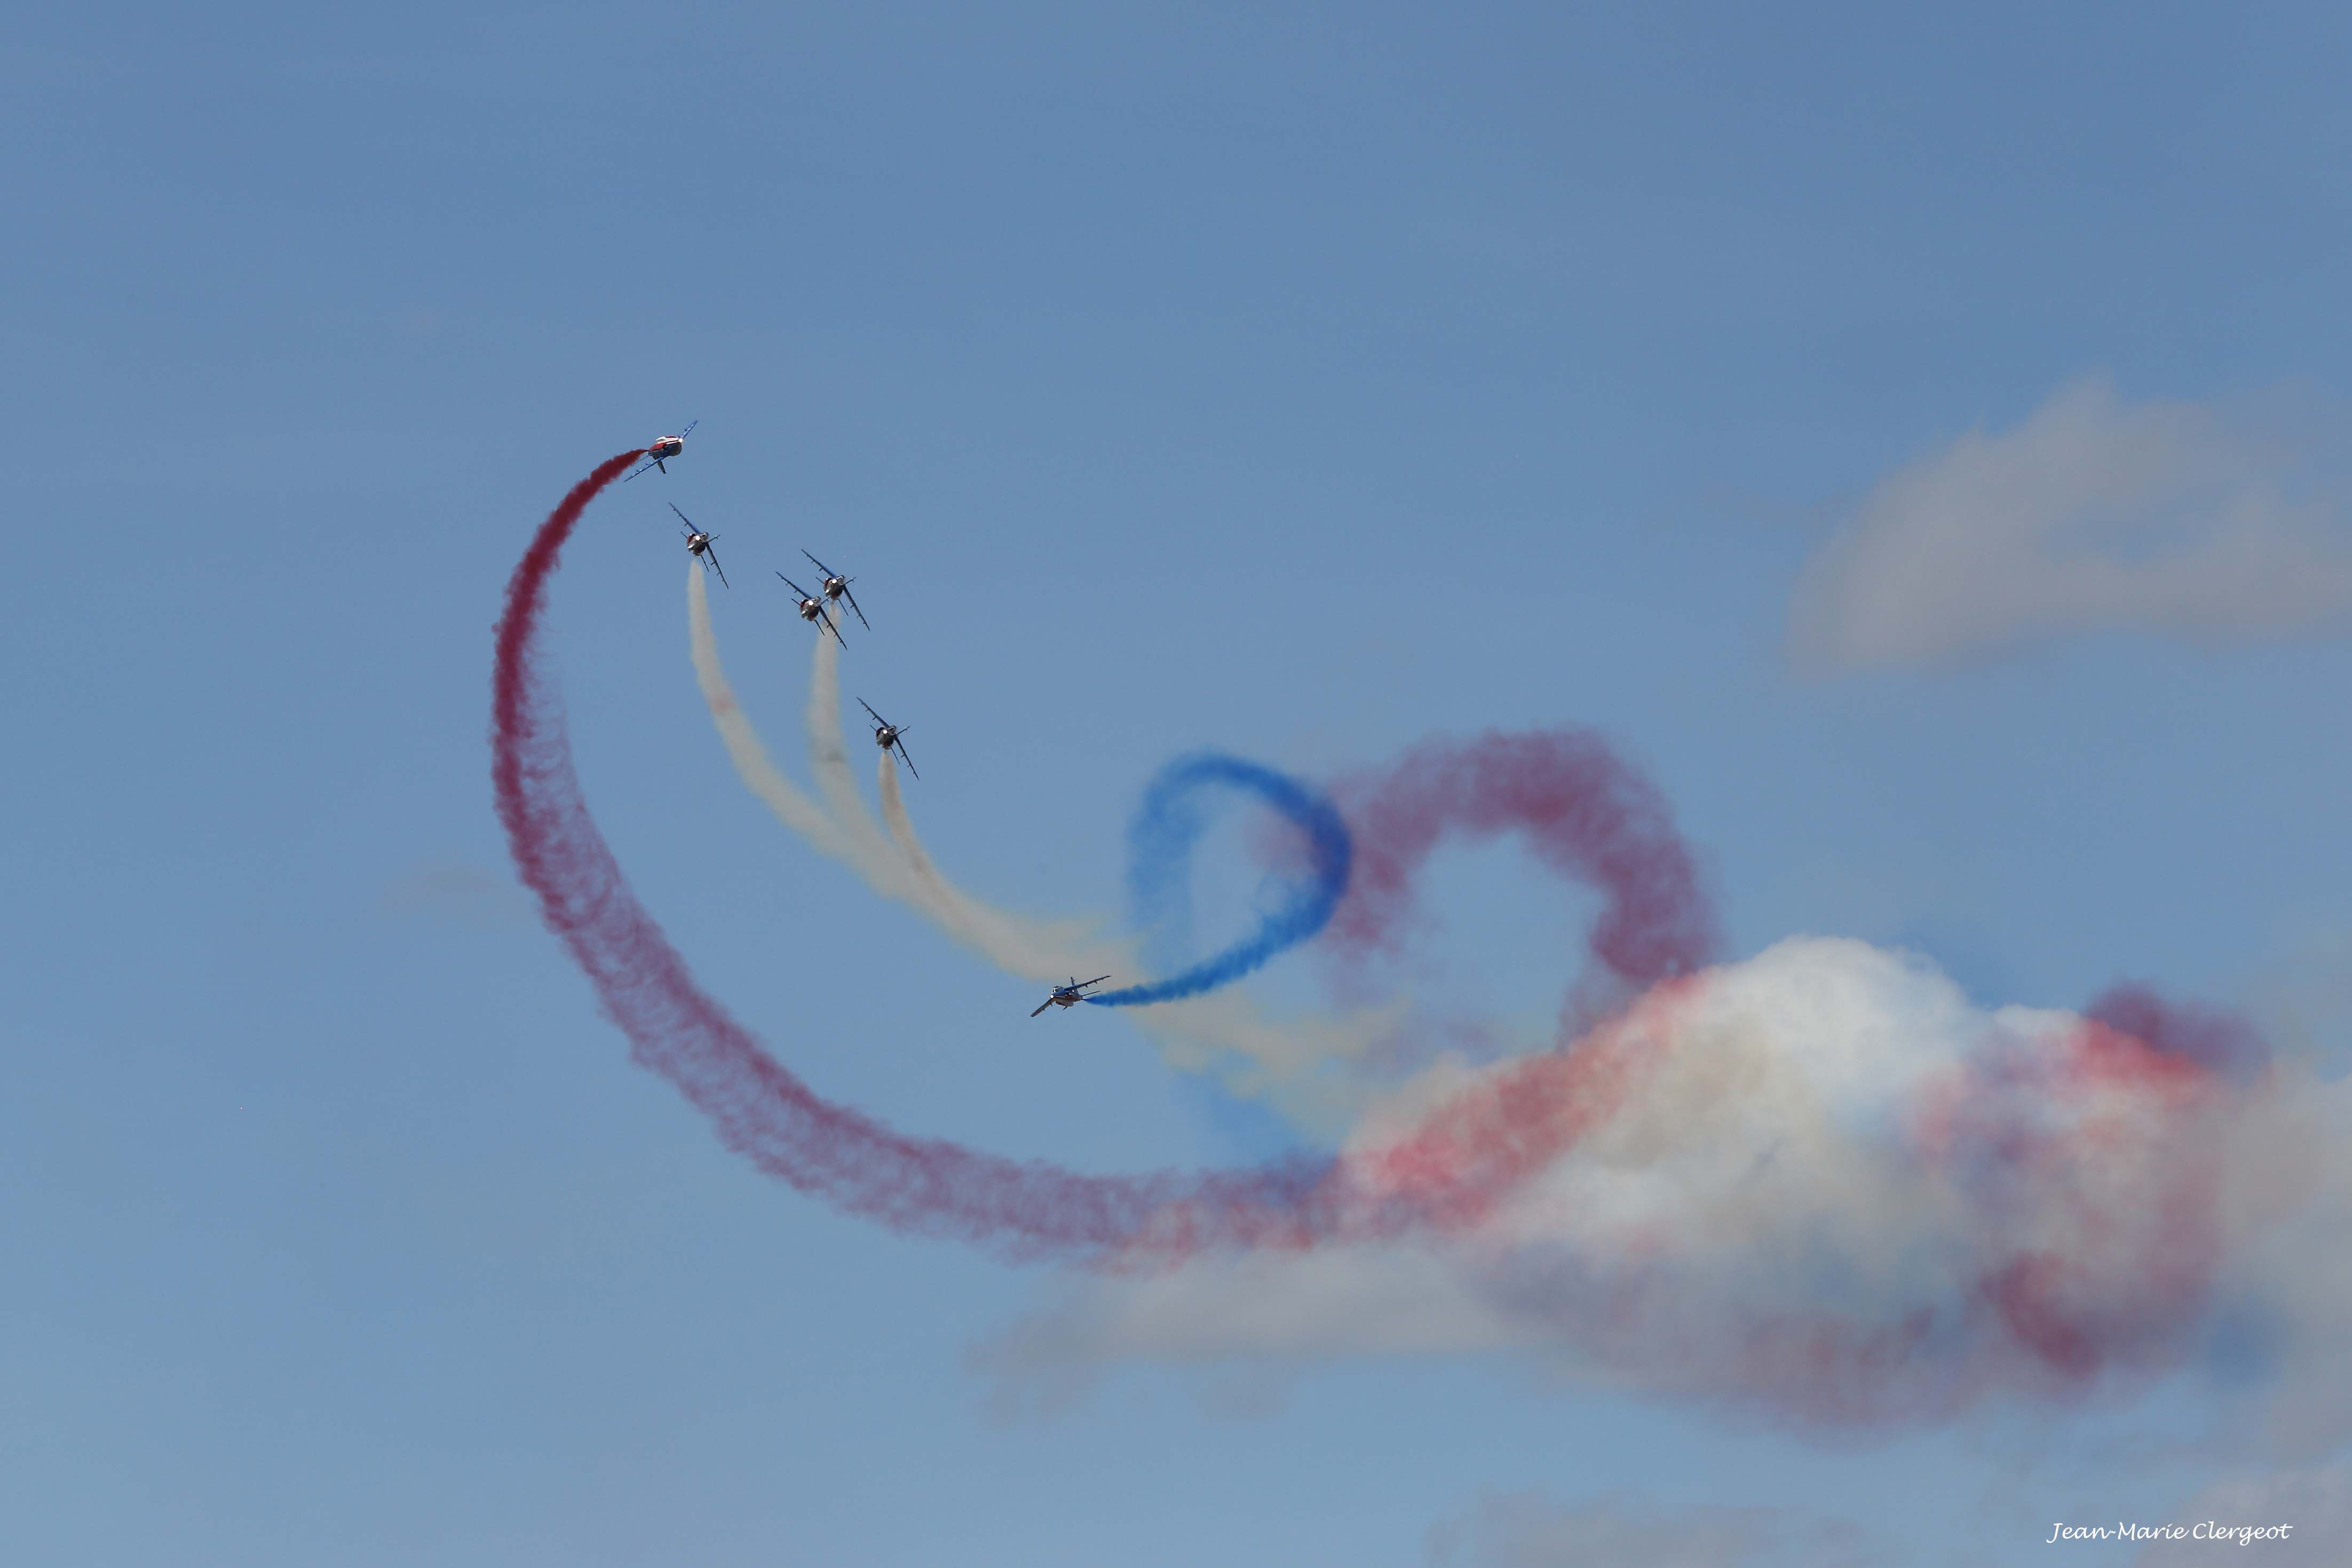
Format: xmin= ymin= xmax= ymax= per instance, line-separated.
xmin=624 ymin=419 xmax=699 ymax=481
xmin=802 ymin=550 xmax=870 ymax=630
xmin=670 ymin=504 xmax=727 ymax=587
xmin=1031 ymin=976 xmax=1112 ymax=1017
xmin=857 ymin=698 xmax=916 ymax=779
xmin=776 ymin=573 xmax=844 ymax=642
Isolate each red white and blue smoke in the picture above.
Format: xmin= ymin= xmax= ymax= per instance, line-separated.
xmin=499 ymin=454 xmax=2352 ymax=1440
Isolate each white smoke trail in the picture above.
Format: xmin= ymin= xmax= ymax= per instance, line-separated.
xmin=802 ymin=625 xmax=924 ymax=894
xmin=687 ymin=568 xmax=1399 ymax=1127
xmin=689 ymin=561 xmax=1102 ymax=949
xmin=686 ymin=565 xmax=850 ymax=858
xmin=874 ymin=748 xmax=1110 ymax=979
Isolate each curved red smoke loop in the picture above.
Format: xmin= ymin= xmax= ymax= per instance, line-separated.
xmin=492 ymin=455 xmax=1735 ymax=1261
xmin=1329 ymin=730 xmax=1721 ymax=993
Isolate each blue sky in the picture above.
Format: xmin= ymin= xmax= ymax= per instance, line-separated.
xmin=8 ymin=3 xmax=2352 ymax=1563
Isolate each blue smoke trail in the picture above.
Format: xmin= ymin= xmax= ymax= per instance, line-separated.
xmin=1088 ymin=752 xmax=1352 ymax=1009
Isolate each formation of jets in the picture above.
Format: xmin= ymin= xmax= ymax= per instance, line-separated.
xmin=633 ymin=422 xmax=1116 ymax=1016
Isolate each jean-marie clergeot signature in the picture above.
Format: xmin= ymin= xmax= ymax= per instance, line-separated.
xmin=2047 ymin=1522 xmax=2294 ymax=1545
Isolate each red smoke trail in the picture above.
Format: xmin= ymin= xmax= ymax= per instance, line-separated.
xmin=1327 ymin=730 xmax=1720 ymax=1019
xmin=494 ymin=454 xmax=1366 ymax=1262
xmin=1305 ymin=728 xmax=1721 ymax=1175
xmin=1970 ymin=1014 xmax=2228 ymax=1384
xmin=495 ymin=457 xmax=2278 ymax=1419
xmin=1302 ymin=719 xmax=2256 ymax=1419
xmin=2086 ymin=983 xmax=2271 ymax=1086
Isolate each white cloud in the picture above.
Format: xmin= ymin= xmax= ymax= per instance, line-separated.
xmin=1789 ymin=376 xmax=2352 ymax=670
xmin=977 ymin=938 xmax=2352 ymax=1444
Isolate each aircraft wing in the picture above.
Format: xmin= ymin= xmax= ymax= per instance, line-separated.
xmin=1030 ymin=999 xmax=1055 ymax=1018
xmin=843 ymin=587 xmax=871 ymax=630
xmin=709 ymin=551 xmax=729 ymax=589
xmin=897 ymin=742 xmax=917 ymax=781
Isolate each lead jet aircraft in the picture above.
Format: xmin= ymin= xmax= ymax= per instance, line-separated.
xmin=671 ymin=504 xmax=727 ymax=586
xmin=1031 ymin=976 xmax=1112 ymax=1017
xmin=623 ymin=418 xmax=699 ymax=481
xmin=856 ymin=698 xmax=917 ymax=779
xmin=775 ymin=573 xmax=844 ymax=643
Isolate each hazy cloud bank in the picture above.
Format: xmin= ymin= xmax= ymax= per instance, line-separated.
xmin=1790 ymin=377 xmax=2352 ymax=670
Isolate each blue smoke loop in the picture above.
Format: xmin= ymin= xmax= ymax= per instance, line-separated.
xmin=1088 ymin=752 xmax=1352 ymax=1009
